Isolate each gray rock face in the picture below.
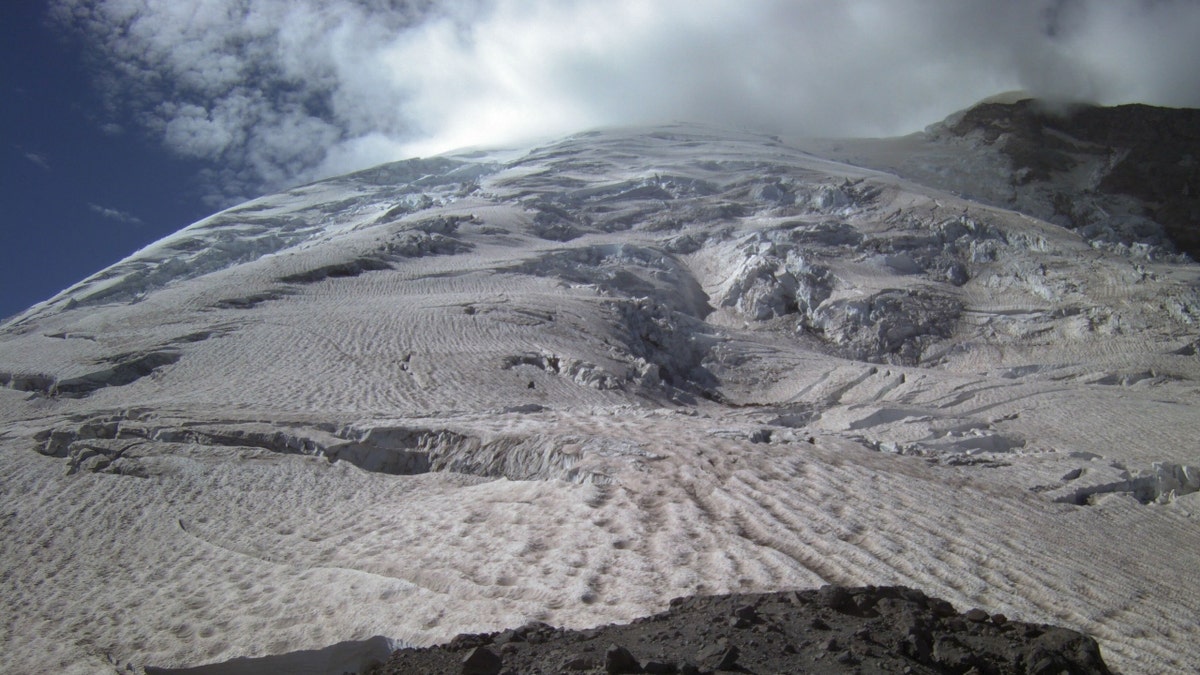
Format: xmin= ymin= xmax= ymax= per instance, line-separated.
xmin=809 ymin=98 xmax=1200 ymax=263
xmin=944 ymin=100 xmax=1200 ymax=257
xmin=460 ymin=646 xmax=501 ymax=675
xmin=603 ymin=643 xmax=640 ymax=674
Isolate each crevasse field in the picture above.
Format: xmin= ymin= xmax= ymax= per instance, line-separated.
xmin=1 ymin=122 xmax=1198 ymax=674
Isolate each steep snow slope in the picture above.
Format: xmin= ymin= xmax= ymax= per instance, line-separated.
xmin=1 ymin=119 xmax=1198 ymax=674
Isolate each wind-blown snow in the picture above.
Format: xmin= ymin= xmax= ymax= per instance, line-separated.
xmin=1 ymin=123 xmax=1198 ymax=674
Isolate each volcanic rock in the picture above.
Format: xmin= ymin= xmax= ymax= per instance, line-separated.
xmin=372 ymin=586 xmax=1113 ymax=675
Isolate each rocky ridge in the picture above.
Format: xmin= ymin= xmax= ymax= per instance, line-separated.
xmin=939 ymin=99 xmax=1200 ymax=258
xmin=374 ymin=585 xmax=1112 ymax=675
xmin=804 ymin=97 xmax=1200 ymax=262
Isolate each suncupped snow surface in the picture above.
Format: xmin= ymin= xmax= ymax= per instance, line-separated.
xmin=2 ymin=120 xmax=1199 ymax=674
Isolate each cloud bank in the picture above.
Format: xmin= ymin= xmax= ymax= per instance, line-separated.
xmin=52 ymin=0 xmax=1200 ymax=206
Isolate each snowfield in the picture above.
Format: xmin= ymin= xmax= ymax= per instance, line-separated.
xmin=1 ymin=120 xmax=1198 ymax=674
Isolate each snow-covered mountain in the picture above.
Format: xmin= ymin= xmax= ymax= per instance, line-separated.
xmin=1 ymin=101 xmax=1198 ymax=674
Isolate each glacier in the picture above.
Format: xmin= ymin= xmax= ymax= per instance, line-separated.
xmin=1 ymin=109 xmax=1199 ymax=674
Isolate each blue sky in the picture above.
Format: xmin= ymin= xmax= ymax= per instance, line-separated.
xmin=4 ymin=0 xmax=1199 ymax=321
xmin=2 ymin=4 xmax=209 ymax=320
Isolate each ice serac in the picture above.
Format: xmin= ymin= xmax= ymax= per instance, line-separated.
xmin=1 ymin=109 xmax=1199 ymax=675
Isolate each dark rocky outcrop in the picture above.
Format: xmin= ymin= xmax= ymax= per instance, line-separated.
xmin=372 ymin=586 xmax=1113 ymax=674
xmin=943 ymin=99 xmax=1200 ymax=258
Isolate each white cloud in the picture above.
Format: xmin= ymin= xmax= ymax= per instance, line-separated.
xmin=23 ymin=151 xmax=52 ymax=171
xmin=52 ymin=0 xmax=1200 ymax=207
xmin=88 ymin=202 xmax=144 ymax=226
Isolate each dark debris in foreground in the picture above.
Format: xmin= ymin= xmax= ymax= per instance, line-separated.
xmin=373 ymin=585 xmax=1112 ymax=675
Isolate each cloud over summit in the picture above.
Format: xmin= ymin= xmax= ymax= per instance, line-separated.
xmin=52 ymin=0 xmax=1200 ymax=206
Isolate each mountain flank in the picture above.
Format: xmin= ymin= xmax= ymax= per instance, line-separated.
xmin=1 ymin=100 xmax=1198 ymax=675
xmin=796 ymin=97 xmax=1200 ymax=261
xmin=944 ymin=99 xmax=1200 ymax=258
